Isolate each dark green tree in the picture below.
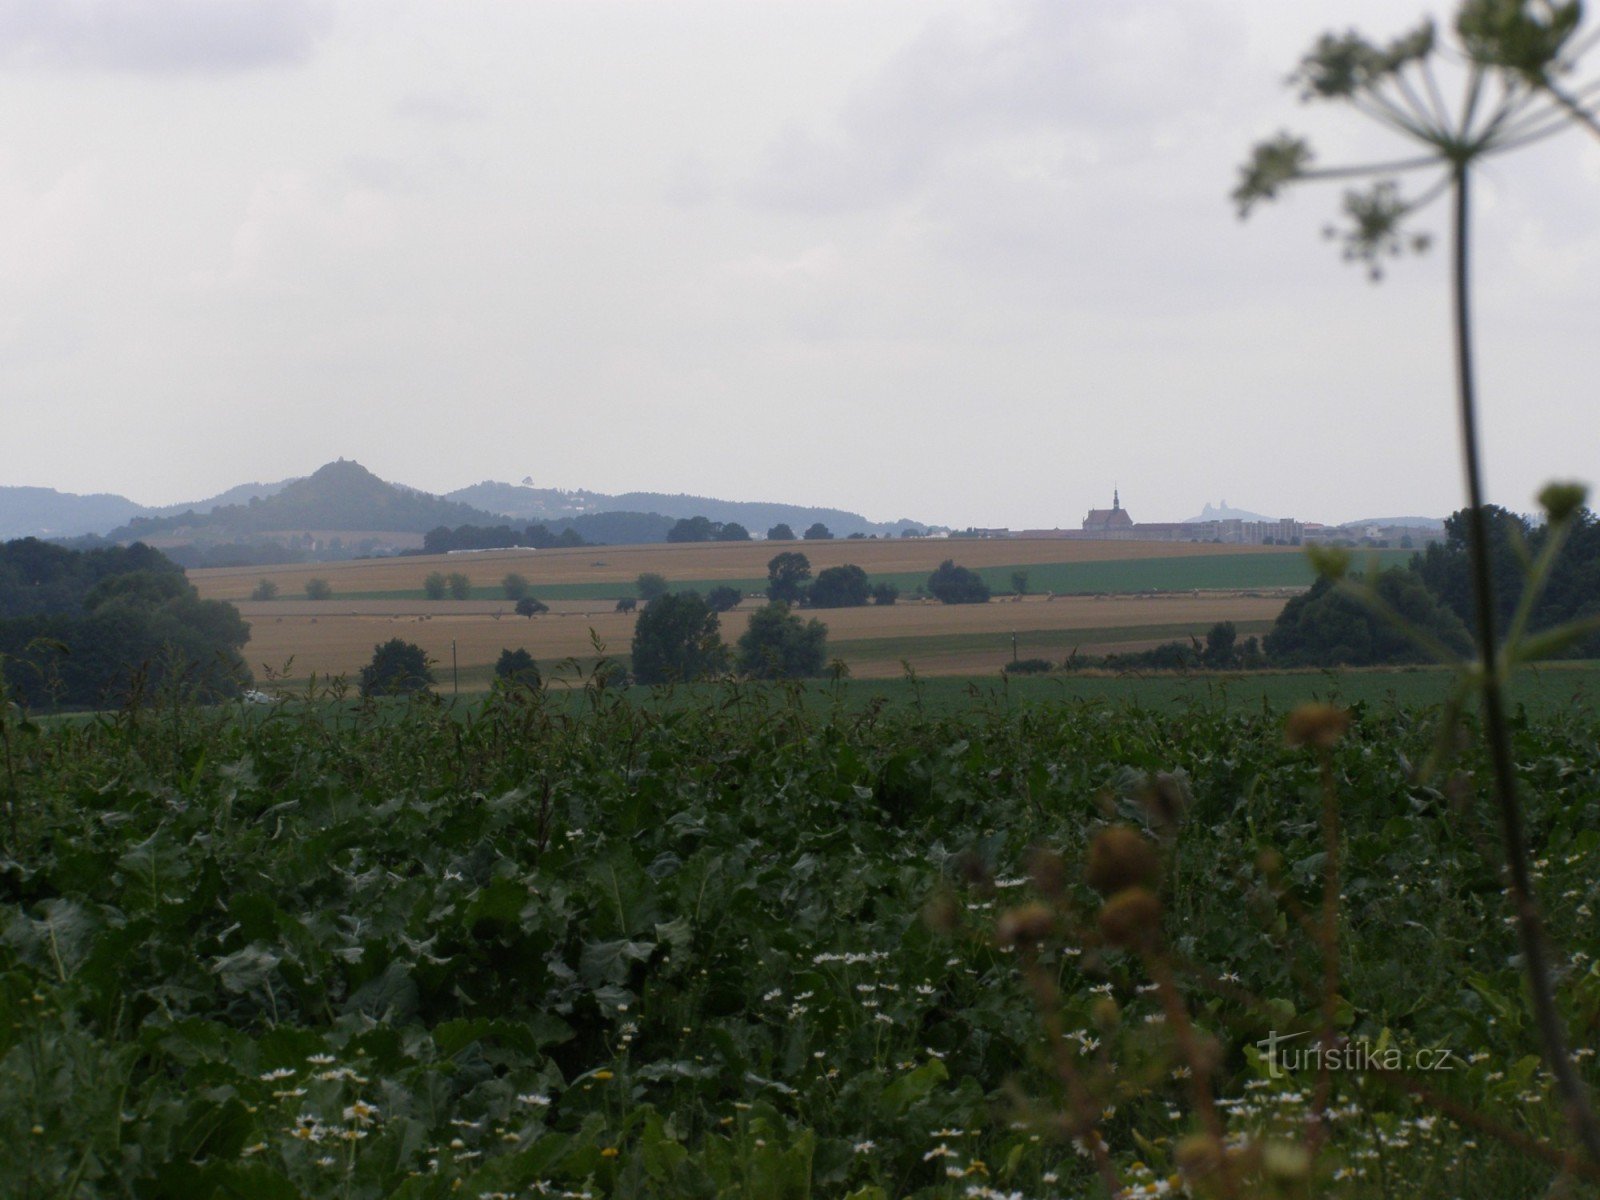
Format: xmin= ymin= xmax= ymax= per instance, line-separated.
xmin=304 ymin=577 xmax=333 ymax=600
xmin=250 ymin=578 xmax=279 ymax=601
xmin=667 ymin=516 xmax=718 ymax=543
xmin=1011 ymin=570 xmax=1029 ymax=596
xmin=502 ymin=572 xmax=530 ymax=600
xmin=0 ymin=546 xmax=252 ymax=706
xmin=1202 ymin=621 xmax=1238 ymax=668
xmin=767 ymin=523 xmax=796 ymax=541
xmin=765 ymin=552 xmax=812 ymax=605
xmin=515 ymin=596 xmax=548 ymax=618
xmin=423 ymin=572 xmax=447 ymax=600
xmin=870 ymin=582 xmax=900 ymax=606
xmin=706 ymin=585 xmax=742 ymax=613
xmin=447 ymin=572 xmax=472 ymax=600
xmin=736 ymin=602 xmax=827 ymax=679
xmin=807 ymin=564 xmax=870 ymax=608
xmin=630 ymin=591 xmax=727 ymax=684
xmin=636 ymin=572 xmax=670 ymax=602
xmin=802 ymin=522 xmax=833 ymax=541
xmin=1264 ymin=569 xmax=1471 ymax=667
xmin=358 ymin=638 xmax=434 ymax=696
xmin=717 ymin=522 xmax=752 ymax=542
xmin=494 ymin=647 xmax=541 ymax=689
xmin=927 ymin=560 xmax=990 ymax=604
xmin=615 ymin=596 xmax=637 ymax=613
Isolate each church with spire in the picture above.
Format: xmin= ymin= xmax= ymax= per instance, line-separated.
xmin=1082 ymin=489 xmax=1134 ymax=534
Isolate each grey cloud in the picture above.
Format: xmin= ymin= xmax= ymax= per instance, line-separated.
xmin=392 ymin=90 xmax=483 ymax=125
xmin=743 ymin=1 xmax=1247 ymax=214
xmin=0 ymin=0 xmax=330 ymax=73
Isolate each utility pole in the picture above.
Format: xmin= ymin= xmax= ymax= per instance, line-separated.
xmin=452 ymin=639 xmax=458 ymax=696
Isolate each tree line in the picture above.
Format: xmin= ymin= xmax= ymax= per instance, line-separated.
xmin=0 ymin=539 xmax=251 ymax=707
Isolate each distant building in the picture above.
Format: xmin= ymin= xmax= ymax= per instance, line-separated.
xmin=1082 ymin=490 xmax=1134 ymax=534
xmin=1043 ymin=491 xmax=1305 ymax=545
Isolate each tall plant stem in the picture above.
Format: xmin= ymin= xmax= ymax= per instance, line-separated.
xmin=1451 ymin=165 xmax=1600 ymax=1162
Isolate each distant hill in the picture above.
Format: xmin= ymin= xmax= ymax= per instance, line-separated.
xmin=1339 ymin=515 xmax=1445 ymax=531
xmin=446 ymin=480 xmax=923 ymax=538
xmin=1184 ymin=501 xmax=1277 ymax=524
xmin=108 ymin=460 xmax=504 ymax=541
xmin=4 ymin=461 xmax=929 ymax=549
xmin=0 ymin=478 xmax=296 ymax=539
xmin=151 ymin=478 xmax=293 ymax=516
xmin=0 ymin=487 xmax=149 ymax=539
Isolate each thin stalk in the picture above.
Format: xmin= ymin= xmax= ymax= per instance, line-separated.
xmin=1450 ymin=166 xmax=1600 ymax=1163
xmin=1547 ymin=80 xmax=1600 ymax=142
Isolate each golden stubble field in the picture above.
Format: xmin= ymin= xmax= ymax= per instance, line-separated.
xmin=191 ymin=538 xmax=1298 ymax=601
xmin=235 ymin=591 xmax=1292 ymax=687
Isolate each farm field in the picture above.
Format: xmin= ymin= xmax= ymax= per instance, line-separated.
xmin=193 ymin=539 xmax=1399 ymax=686
xmin=7 ymin=683 xmax=1598 ymax=1198
xmin=190 ymin=538 xmax=1315 ymax=602
xmin=233 ymin=592 xmax=1295 ymax=687
xmin=571 ymin=663 xmax=1600 ymax=719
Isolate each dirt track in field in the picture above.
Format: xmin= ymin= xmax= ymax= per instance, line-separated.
xmin=193 ymin=538 xmax=1297 ymax=602
xmin=236 ymin=592 xmax=1289 ymax=685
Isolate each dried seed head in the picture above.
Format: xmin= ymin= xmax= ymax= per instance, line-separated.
xmin=1025 ymin=846 xmax=1066 ymax=898
xmin=1261 ymin=1140 xmax=1312 ymax=1182
xmin=1141 ymin=771 xmax=1190 ymax=829
xmin=1539 ymin=481 xmax=1587 ymax=525
xmin=1097 ymin=886 xmax=1162 ymax=948
xmin=1175 ymin=1133 xmax=1224 ymax=1180
xmin=1284 ymin=703 xmax=1350 ymax=749
xmin=1090 ymin=995 xmax=1119 ymax=1032
xmin=922 ymin=891 xmax=961 ymax=934
xmin=1085 ymin=825 xmax=1161 ymax=897
xmin=996 ymin=902 xmax=1055 ymax=946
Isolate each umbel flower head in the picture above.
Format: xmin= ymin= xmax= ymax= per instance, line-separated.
xmin=1234 ymin=3 xmax=1600 ymax=279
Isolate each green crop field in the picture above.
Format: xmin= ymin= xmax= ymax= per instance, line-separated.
xmin=6 ymin=675 xmax=1599 ymax=1197
xmin=333 ymin=549 xmax=1416 ymax=604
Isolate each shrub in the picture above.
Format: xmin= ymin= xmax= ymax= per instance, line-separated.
xmin=423 ymin=572 xmax=447 ymax=600
xmin=927 ymin=560 xmax=989 ymax=604
xmin=502 ymin=573 xmax=530 ymax=600
xmin=736 ymin=602 xmax=827 ymax=679
xmin=765 ymin=552 xmax=812 ymax=605
xmin=447 ymin=572 xmax=472 ymax=600
xmin=358 ymin=638 xmax=433 ymax=696
xmin=304 ymin=578 xmax=332 ymax=600
xmin=1003 ymin=657 xmax=1053 ymax=674
xmin=871 ymin=582 xmax=899 ymax=606
xmin=515 ymin=596 xmax=549 ymax=618
xmin=250 ymin=579 xmax=278 ymax=601
xmin=615 ymin=596 xmax=637 ymax=613
xmin=494 ymin=648 xmax=541 ymax=689
xmin=807 ymin=564 xmax=870 ymax=608
xmin=636 ymin=572 xmax=669 ymax=602
xmin=630 ymin=591 xmax=727 ymax=684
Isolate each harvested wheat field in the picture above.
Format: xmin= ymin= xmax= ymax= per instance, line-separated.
xmin=236 ymin=591 xmax=1289 ymax=688
xmin=192 ymin=537 xmax=1299 ymax=601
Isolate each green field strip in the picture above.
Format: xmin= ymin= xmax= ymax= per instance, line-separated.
xmin=828 ymin=620 xmax=1279 ymax=662
xmin=324 ymin=549 xmax=1415 ymax=604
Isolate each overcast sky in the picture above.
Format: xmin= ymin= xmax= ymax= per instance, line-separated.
xmin=2 ymin=0 xmax=1595 ymax=528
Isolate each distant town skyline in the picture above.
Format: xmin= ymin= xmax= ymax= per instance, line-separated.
xmin=2 ymin=1 xmax=1595 ymax=530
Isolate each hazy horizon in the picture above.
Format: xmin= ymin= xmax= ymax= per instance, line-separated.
xmin=3 ymin=1 xmax=1596 ymax=531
